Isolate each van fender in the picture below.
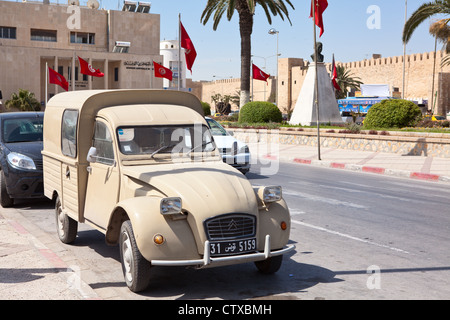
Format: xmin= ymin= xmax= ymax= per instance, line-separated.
xmin=106 ymin=196 xmax=199 ymax=262
xmin=257 ymin=198 xmax=291 ymax=251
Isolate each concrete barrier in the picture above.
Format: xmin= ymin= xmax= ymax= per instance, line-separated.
xmin=228 ymin=127 xmax=450 ymax=159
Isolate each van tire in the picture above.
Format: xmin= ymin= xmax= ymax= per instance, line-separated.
xmin=0 ymin=171 xmax=14 ymax=208
xmin=55 ymin=195 xmax=78 ymax=244
xmin=119 ymin=220 xmax=152 ymax=292
xmin=254 ymin=255 xmax=283 ymax=274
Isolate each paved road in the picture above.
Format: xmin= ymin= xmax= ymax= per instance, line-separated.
xmin=248 ymin=162 xmax=450 ymax=299
xmin=3 ymin=161 xmax=450 ymax=299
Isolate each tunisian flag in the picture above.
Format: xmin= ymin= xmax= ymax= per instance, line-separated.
xmin=331 ymin=54 xmax=341 ymax=91
xmin=78 ymin=56 xmax=104 ymax=77
xmin=48 ymin=67 xmax=69 ymax=91
xmin=153 ymin=61 xmax=173 ymax=81
xmin=252 ymin=64 xmax=270 ymax=83
xmin=310 ymin=0 xmax=328 ymax=37
xmin=180 ymin=21 xmax=197 ymax=74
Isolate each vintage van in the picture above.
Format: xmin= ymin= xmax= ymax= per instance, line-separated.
xmin=42 ymin=89 xmax=295 ymax=292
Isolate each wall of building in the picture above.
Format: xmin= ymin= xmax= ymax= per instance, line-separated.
xmin=0 ymin=1 xmax=162 ymax=107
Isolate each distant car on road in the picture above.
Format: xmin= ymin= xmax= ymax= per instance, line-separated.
xmin=0 ymin=112 xmax=44 ymax=207
xmin=206 ymin=117 xmax=251 ymax=174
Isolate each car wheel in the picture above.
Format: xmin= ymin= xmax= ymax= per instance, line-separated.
xmin=0 ymin=171 xmax=14 ymax=208
xmin=55 ymin=195 xmax=78 ymax=244
xmin=119 ymin=220 xmax=152 ymax=292
xmin=254 ymin=255 xmax=283 ymax=274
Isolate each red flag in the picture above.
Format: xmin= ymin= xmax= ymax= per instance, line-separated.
xmin=48 ymin=67 xmax=69 ymax=91
xmin=310 ymin=0 xmax=328 ymax=37
xmin=332 ymin=54 xmax=341 ymax=91
xmin=78 ymin=56 xmax=104 ymax=77
xmin=180 ymin=21 xmax=197 ymax=74
xmin=153 ymin=61 xmax=173 ymax=81
xmin=252 ymin=64 xmax=270 ymax=83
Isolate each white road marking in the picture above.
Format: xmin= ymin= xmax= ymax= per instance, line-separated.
xmin=291 ymin=219 xmax=409 ymax=254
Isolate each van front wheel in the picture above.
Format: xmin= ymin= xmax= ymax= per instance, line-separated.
xmin=119 ymin=220 xmax=151 ymax=292
xmin=55 ymin=195 xmax=77 ymax=244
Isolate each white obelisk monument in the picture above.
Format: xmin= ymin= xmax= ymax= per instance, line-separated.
xmin=289 ymin=61 xmax=343 ymax=126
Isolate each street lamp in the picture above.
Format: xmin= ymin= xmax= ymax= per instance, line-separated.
xmin=268 ymin=28 xmax=279 ymax=108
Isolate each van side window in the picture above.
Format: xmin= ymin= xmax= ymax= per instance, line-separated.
xmin=61 ymin=110 xmax=78 ymax=158
xmin=92 ymin=121 xmax=115 ymax=166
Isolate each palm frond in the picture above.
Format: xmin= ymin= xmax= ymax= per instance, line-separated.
xmin=403 ymin=0 xmax=450 ymax=44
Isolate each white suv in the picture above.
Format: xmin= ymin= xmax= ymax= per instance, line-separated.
xmin=206 ymin=117 xmax=251 ymax=174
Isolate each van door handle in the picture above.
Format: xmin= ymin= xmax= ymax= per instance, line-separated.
xmin=65 ymin=167 xmax=70 ymax=178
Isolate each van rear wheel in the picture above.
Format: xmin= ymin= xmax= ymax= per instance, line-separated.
xmin=55 ymin=195 xmax=78 ymax=244
xmin=119 ymin=220 xmax=152 ymax=292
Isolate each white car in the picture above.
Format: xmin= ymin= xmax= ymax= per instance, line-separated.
xmin=206 ymin=117 xmax=251 ymax=174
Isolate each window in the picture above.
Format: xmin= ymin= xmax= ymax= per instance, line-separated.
xmin=31 ymin=29 xmax=57 ymax=42
xmin=92 ymin=121 xmax=115 ymax=165
xmin=61 ymin=110 xmax=78 ymax=158
xmin=0 ymin=26 xmax=16 ymax=39
xmin=70 ymin=32 xmax=95 ymax=45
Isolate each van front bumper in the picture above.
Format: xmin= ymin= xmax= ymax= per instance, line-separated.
xmin=150 ymin=235 xmax=295 ymax=268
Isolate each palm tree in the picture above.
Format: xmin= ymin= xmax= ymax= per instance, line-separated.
xmin=334 ymin=65 xmax=363 ymax=100
xmin=5 ymin=89 xmax=41 ymax=111
xmin=201 ymin=0 xmax=295 ymax=107
xmin=402 ymin=0 xmax=450 ymax=44
xmin=429 ymin=19 xmax=450 ymax=67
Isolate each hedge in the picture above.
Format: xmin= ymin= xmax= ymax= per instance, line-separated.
xmin=364 ymin=99 xmax=422 ymax=129
xmin=238 ymin=101 xmax=282 ymax=123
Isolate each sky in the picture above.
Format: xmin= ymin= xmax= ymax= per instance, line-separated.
xmin=6 ymin=0 xmax=447 ymax=81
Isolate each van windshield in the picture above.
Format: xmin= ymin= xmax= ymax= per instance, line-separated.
xmin=116 ymin=124 xmax=216 ymax=156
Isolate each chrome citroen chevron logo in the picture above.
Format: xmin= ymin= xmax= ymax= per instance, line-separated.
xmin=228 ymin=219 xmax=238 ymax=230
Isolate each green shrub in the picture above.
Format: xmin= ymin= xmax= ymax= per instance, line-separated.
xmin=364 ymin=99 xmax=421 ymax=129
xmin=238 ymin=101 xmax=282 ymax=123
xmin=201 ymin=101 xmax=211 ymax=116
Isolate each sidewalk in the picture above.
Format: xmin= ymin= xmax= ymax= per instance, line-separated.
xmin=0 ymin=206 xmax=98 ymax=300
xmin=260 ymin=143 xmax=450 ymax=183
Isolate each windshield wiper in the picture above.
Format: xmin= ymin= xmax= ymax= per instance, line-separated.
xmin=150 ymin=143 xmax=177 ymax=158
xmin=186 ymin=141 xmax=213 ymax=156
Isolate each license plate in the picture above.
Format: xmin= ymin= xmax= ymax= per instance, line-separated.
xmin=209 ymin=238 xmax=257 ymax=257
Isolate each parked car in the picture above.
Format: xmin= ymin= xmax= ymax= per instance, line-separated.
xmin=0 ymin=112 xmax=44 ymax=207
xmin=205 ymin=116 xmax=251 ymax=174
xmin=42 ymin=89 xmax=294 ymax=293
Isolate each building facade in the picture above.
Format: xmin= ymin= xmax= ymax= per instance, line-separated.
xmin=0 ymin=0 xmax=163 ymax=108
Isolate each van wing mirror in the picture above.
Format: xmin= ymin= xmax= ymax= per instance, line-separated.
xmin=87 ymin=147 xmax=97 ymax=163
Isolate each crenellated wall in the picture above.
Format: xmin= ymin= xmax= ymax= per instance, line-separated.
xmin=194 ymin=50 xmax=450 ymax=116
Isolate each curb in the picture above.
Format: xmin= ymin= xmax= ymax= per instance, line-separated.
xmin=263 ymin=154 xmax=450 ymax=183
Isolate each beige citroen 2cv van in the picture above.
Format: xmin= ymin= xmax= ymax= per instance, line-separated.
xmin=42 ymin=89 xmax=294 ymax=292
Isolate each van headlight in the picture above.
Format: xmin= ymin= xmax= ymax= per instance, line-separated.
xmin=258 ymin=186 xmax=282 ymax=203
xmin=7 ymin=152 xmax=37 ymax=170
xmin=160 ymin=197 xmax=182 ymax=215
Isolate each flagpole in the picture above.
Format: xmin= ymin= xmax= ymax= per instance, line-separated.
xmin=72 ymin=52 xmax=76 ymax=91
xmin=312 ymin=1 xmax=321 ymax=161
xmin=45 ymin=62 xmax=48 ymax=108
xmin=178 ymin=13 xmax=181 ymax=91
xmin=251 ymin=60 xmax=254 ymax=102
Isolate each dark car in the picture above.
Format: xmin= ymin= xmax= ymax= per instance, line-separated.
xmin=0 ymin=112 xmax=44 ymax=207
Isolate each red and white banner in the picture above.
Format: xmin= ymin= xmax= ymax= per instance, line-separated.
xmin=153 ymin=61 xmax=173 ymax=81
xmin=78 ymin=56 xmax=104 ymax=77
xmin=48 ymin=67 xmax=69 ymax=91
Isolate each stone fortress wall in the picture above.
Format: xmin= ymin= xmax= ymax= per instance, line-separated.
xmin=193 ymin=50 xmax=450 ymax=116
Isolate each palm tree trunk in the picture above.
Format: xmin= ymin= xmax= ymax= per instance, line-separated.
xmin=237 ymin=0 xmax=253 ymax=107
